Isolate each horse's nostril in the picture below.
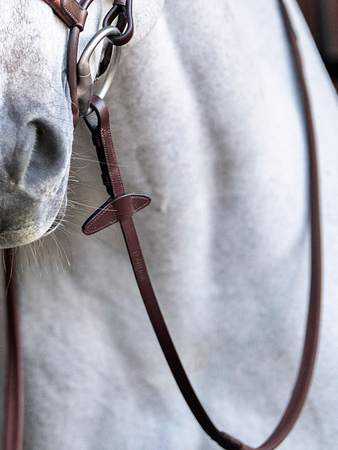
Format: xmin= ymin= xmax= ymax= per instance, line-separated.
xmin=5 ymin=123 xmax=37 ymax=186
xmin=2 ymin=118 xmax=67 ymax=195
xmin=23 ymin=120 xmax=68 ymax=193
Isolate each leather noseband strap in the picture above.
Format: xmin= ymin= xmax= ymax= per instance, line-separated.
xmin=3 ymin=1 xmax=322 ymax=449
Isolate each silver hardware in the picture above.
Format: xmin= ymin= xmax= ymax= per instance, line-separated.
xmin=77 ymin=26 xmax=121 ymax=117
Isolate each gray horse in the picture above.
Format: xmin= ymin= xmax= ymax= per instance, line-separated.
xmin=0 ymin=0 xmax=337 ymax=449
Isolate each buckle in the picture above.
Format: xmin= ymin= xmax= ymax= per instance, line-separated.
xmin=77 ymin=26 xmax=121 ymax=117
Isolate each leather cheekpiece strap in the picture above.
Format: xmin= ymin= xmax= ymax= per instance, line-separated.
xmin=43 ymin=0 xmax=96 ymax=127
xmin=43 ymin=0 xmax=88 ymax=30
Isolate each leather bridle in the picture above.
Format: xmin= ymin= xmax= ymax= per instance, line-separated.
xmin=3 ymin=1 xmax=322 ymax=449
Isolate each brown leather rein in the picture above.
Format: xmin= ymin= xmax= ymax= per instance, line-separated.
xmin=3 ymin=1 xmax=321 ymax=449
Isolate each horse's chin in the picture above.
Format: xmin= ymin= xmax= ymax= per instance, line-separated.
xmin=41 ymin=195 xmax=68 ymax=238
xmin=0 ymin=229 xmax=47 ymax=249
xmin=0 ymin=192 xmax=68 ymax=250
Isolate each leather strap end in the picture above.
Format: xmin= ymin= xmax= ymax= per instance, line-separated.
xmin=82 ymin=194 xmax=151 ymax=235
xmin=44 ymin=0 xmax=88 ymax=30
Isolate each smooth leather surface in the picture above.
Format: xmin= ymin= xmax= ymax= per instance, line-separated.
xmin=82 ymin=194 xmax=151 ymax=235
xmin=43 ymin=0 xmax=88 ymax=30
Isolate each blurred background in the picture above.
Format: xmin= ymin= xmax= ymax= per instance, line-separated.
xmin=297 ymin=0 xmax=338 ymax=91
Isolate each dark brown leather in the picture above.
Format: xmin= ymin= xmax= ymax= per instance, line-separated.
xmin=3 ymin=249 xmax=24 ymax=450
xmin=43 ymin=0 xmax=88 ymax=30
xmin=3 ymin=1 xmax=322 ymax=449
xmin=98 ymin=1 xmax=135 ymax=77
xmin=81 ymin=95 xmax=151 ymax=234
xmin=102 ymin=0 xmax=134 ymax=47
xmin=67 ymin=26 xmax=81 ymax=127
xmin=114 ymin=0 xmax=127 ymax=6
xmin=82 ymin=194 xmax=151 ymax=235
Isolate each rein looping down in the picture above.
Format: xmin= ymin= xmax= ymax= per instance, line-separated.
xmin=4 ymin=1 xmax=321 ymax=449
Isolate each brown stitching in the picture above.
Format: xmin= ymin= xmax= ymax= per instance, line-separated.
xmin=86 ymin=207 xmax=118 ymax=233
xmin=131 ymin=196 xmax=151 ymax=212
xmin=101 ymin=126 xmax=124 ymax=197
xmin=61 ymin=0 xmax=83 ymax=24
xmin=86 ymin=196 xmax=150 ymax=233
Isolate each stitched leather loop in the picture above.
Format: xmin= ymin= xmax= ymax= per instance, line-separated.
xmin=102 ymin=0 xmax=134 ymax=46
